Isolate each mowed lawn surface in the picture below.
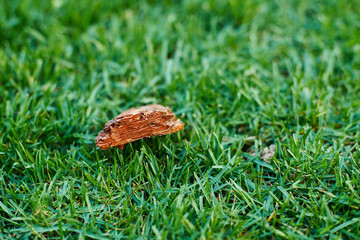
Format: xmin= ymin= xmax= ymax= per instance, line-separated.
xmin=1 ymin=0 xmax=360 ymax=239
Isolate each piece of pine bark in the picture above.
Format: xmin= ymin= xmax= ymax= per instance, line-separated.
xmin=95 ymin=104 xmax=185 ymax=150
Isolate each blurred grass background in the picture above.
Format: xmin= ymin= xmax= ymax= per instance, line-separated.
xmin=1 ymin=0 xmax=360 ymax=238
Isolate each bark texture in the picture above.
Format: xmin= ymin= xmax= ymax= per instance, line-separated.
xmin=96 ymin=104 xmax=185 ymax=150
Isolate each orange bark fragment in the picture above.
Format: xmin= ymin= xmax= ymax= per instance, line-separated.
xmin=96 ymin=104 xmax=184 ymax=150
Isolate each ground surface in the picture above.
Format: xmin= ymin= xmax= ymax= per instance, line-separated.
xmin=1 ymin=0 xmax=360 ymax=239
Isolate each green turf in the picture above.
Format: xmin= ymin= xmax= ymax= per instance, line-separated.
xmin=1 ymin=0 xmax=360 ymax=239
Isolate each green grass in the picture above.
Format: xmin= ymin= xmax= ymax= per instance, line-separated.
xmin=1 ymin=0 xmax=360 ymax=239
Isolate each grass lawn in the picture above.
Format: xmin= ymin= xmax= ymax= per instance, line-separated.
xmin=1 ymin=0 xmax=360 ymax=239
